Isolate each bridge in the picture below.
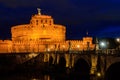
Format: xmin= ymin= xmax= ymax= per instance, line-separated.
xmin=4 ymin=48 xmax=119 ymax=80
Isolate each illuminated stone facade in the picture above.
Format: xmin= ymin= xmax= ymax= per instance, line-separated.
xmin=0 ymin=9 xmax=95 ymax=53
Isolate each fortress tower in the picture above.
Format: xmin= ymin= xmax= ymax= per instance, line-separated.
xmin=11 ymin=8 xmax=66 ymax=42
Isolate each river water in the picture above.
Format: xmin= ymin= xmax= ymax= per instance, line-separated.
xmin=1 ymin=74 xmax=51 ymax=80
xmin=0 ymin=72 xmax=91 ymax=80
xmin=0 ymin=68 xmax=90 ymax=80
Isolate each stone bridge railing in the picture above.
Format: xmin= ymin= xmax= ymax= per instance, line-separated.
xmin=96 ymin=49 xmax=120 ymax=55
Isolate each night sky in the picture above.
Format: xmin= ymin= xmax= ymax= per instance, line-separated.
xmin=0 ymin=0 xmax=120 ymax=40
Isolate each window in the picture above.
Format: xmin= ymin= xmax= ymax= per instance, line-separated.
xmin=36 ymin=20 xmax=38 ymax=25
xmin=41 ymin=20 xmax=43 ymax=23
xmin=49 ymin=20 xmax=51 ymax=25
xmin=45 ymin=20 xmax=47 ymax=23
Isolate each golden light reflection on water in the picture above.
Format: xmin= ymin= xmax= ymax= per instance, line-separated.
xmin=31 ymin=75 xmax=50 ymax=80
xmin=44 ymin=75 xmax=50 ymax=80
xmin=31 ymin=78 xmax=39 ymax=80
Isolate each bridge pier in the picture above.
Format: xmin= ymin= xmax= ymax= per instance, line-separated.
xmin=44 ymin=53 xmax=50 ymax=62
xmin=90 ymin=54 xmax=98 ymax=75
xmin=64 ymin=53 xmax=74 ymax=68
xmin=65 ymin=53 xmax=69 ymax=67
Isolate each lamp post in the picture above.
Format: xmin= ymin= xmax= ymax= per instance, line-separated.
xmin=116 ymin=38 xmax=120 ymax=51
xmin=99 ymin=41 xmax=107 ymax=49
xmin=96 ymin=53 xmax=102 ymax=80
xmin=96 ymin=72 xmax=102 ymax=80
xmin=97 ymin=40 xmax=109 ymax=80
xmin=97 ymin=72 xmax=101 ymax=77
xmin=99 ymin=40 xmax=109 ymax=54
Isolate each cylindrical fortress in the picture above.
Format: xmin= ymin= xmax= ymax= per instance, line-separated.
xmin=11 ymin=14 xmax=66 ymax=42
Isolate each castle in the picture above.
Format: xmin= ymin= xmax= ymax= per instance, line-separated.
xmin=0 ymin=8 xmax=95 ymax=53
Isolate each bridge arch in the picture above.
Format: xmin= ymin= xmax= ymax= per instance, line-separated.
xmin=74 ymin=58 xmax=90 ymax=73
xmin=74 ymin=55 xmax=91 ymax=67
xmin=105 ymin=62 xmax=120 ymax=80
xmin=48 ymin=56 xmax=53 ymax=65
xmin=58 ymin=56 xmax=66 ymax=67
xmin=106 ymin=56 xmax=120 ymax=70
xmin=70 ymin=58 xmax=90 ymax=80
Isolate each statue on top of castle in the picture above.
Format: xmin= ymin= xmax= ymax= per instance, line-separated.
xmin=37 ymin=8 xmax=41 ymax=15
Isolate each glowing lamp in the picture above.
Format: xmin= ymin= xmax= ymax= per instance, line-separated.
xmin=97 ymin=72 xmax=101 ymax=77
xmin=77 ymin=45 xmax=80 ymax=48
xmin=116 ymin=38 xmax=120 ymax=43
xmin=99 ymin=41 xmax=108 ymax=49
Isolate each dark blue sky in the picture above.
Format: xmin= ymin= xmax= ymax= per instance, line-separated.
xmin=0 ymin=0 xmax=120 ymax=39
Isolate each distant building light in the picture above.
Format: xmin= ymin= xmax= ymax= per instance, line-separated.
xmin=116 ymin=38 xmax=120 ymax=43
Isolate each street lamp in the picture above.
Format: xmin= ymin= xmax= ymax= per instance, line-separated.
xmin=96 ymin=72 xmax=102 ymax=80
xmin=98 ymin=40 xmax=109 ymax=80
xmin=116 ymin=37 xmax=120 ymax=50
xmin=97 ymin=72 xmax=101 ymax=77
xmin=116 ymin=38 xmax=120 ymax=42
xmin=99 ymin=40 xmax=109 ymax=54
xmin=99 ymin=41 xmax=108 ymax=49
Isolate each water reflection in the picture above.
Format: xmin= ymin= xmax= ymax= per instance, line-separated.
xmin=31 ymin=75 xmax=50 ymax=80
xmin=1 ymin=73 xmax=92 ymax=80
xmin=44 ymin=75 xmax=50 ymax=80
xmin=30 ymin=75 xmax=52 ymax=80
xmin=1 ymin=75 xmax=51 ymax=80
xmin=31 ymin=79 xmax=39 ymax=80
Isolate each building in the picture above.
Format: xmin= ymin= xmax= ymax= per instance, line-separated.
xmin=0 ymin=8 xmax=95 ymax=53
